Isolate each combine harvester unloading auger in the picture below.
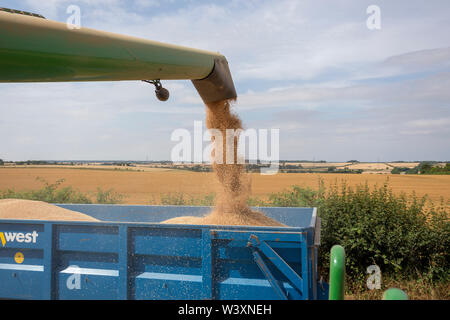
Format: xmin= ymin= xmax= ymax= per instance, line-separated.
xmin=0 ymin=8 xmax=407 ymax=300
xmin=0 ymin=8 xmax=236 ymax=104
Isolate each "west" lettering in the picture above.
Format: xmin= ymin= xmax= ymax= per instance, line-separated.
xmin=1 ymin=231 xmax=39 ymax=246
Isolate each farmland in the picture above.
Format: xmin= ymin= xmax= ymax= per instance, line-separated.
xmin=0 ymin=166 xmax=448 ymax=205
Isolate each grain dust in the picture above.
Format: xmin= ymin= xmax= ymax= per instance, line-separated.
xmin=163 ymin=99 xmax=285 ymax=227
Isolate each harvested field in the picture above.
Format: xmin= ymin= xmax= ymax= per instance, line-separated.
xmin=0 ymin=167 xmax=449 ymax=205
xmin=346 ymin=163 xmax=392 ymax=170
xmin=2 ymin=164 xmax=173 ymax=172
xmin=387 ymin=162 xmax=421 ymax=168
xmin=283 ymin=162 xmax=423 ymax=169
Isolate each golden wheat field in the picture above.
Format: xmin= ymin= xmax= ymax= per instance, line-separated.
xmin=0 ymin=167 xmax=449 ymax=205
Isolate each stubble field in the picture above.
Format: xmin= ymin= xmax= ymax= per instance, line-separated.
xmin=0 ymin=167 xmax=448 ymax=205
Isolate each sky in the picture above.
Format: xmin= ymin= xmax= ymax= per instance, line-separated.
xmin=0 ymin=0 xmax=449 ymax=162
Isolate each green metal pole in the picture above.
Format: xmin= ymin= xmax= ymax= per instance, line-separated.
xmin=329 ymin=245 xmax=345 ymax=300
xmin=382 ymin=288 xmax=408 ymax=300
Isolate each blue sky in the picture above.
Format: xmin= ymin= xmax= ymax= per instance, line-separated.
xmin=1 ymin=0 xmax=449 ymax=161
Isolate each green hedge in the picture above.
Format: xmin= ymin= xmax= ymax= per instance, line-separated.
xmin=0 ymin=177 xmax=123 ymax=204
xmin=268 ymin=179 xmax=449 ymax=282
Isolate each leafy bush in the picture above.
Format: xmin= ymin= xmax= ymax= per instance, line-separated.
xmin=159 ymin=192 xmax=216 ymax=206
xmin=160 ymin=193 xmax=188 ymax=206
xmin=268 ymin=179 xmax=449 ymax=282
xmin=190 ymin=193 xmax=216 ymax=206
xmin=0 ymin=177 xmax=92 ymax=204
xmin=157 ymin=193 xmax=266 ymax=207
xmin=392 ymin=162 xmax=450 ymax=175
xmin=95 ymin=187 xmax=124 ymax=204
xmin=391 ymin=167 xmax=410 ymax=174
xmin=0 ymin=177 xmax=123 ymax=204
xmin=268 ymin=183 xmax=325 ymax=207
xmin=424 ymin=162 xmax=450 ymax=174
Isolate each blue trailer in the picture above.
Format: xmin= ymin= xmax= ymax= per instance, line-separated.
xmin=0 ymin=205 xmax=329 ymax=300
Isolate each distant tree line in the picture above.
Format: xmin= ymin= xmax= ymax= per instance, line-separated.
xmin=327 ymin=167 xmax=363 ymax=174
xmin=391 ymin=162 xmax=450 ymax=175
xmin=13 ymin=160 xmax=55 ymax=165
xmin=178 ymin=165 xmax=213 ymax=172
xmin=280 ymin=164 xmax=304 ymax=169
xmin=102 ymin=162 xmax=133 ymax=167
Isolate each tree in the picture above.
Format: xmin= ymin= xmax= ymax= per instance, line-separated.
xmin=418 ymin=162 xmax=433 ymax=174
xmin=391 ymin=167 xmax=410 ymax=174
xmin=0 ymin=159 xmax=4 ymax=166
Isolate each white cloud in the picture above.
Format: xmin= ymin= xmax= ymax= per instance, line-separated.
xmin=1 ymin=0 xmax=449 ymax=161
xmin=133 ymin=0 xmax=160 ymax=9
xmin=19 ymin=1 xmax=450 ymax=83
xmin=23 ymin=0 xmax=122 ymax=19
xmin=406 ymin=118 xmax=450 ymax=129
